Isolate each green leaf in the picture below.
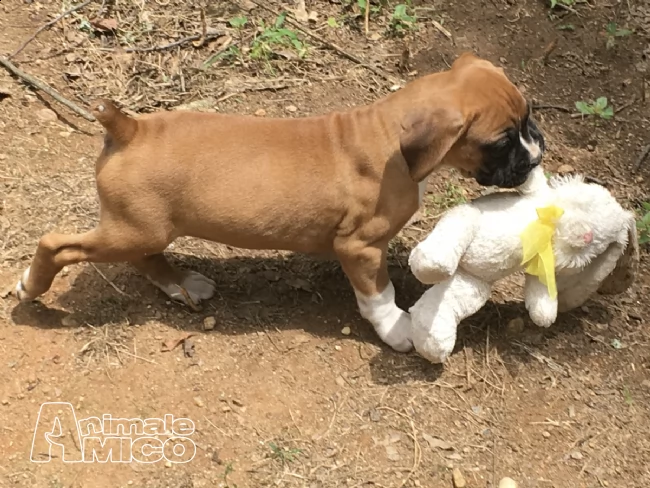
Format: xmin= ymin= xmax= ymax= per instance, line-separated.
xmin=557 ymin=24 xmax=575 ymax=31
xmin=394 ymin=4 xmax=407 ymax=18
xmin=327 ymin=17 xmax=338 ymax=28
xmin=550 ymin=0 xmax=558 ymax=7
xmin=595 ymin=97 xmax=608 ymax=110
xmin=606 ymin=22 xmax=617 ymax=35
xmin=357 ymin=0 xmax=367 ymax=9
xmin=642 ymin=202 xmax=650 ymax=211
xmin=600 ymin=106 xmax=614 ymax=119
xmin=275 ymin=12 xmax=287 ymax=28
xmin=229 ymin=15 xmax=247 ymax=28
xmin=615 ymin=27 xmax=633 ymax=37
xmin=640 ymin=234 xmax=650 ymax=245
xmin=575 ymin=101 xmax=594 ymax=115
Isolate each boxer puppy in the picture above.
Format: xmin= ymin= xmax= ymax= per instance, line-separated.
xmin=15 ymin=53 xmax=544 ymax=352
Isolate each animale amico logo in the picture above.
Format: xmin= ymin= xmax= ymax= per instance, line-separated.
xmin=30 ymin=402 xmax=196 ymax=464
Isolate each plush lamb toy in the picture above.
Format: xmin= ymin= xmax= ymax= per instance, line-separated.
xmin=408 ymin=165 xmax=639 ymax=364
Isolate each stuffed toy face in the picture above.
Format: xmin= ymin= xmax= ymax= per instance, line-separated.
xmin=550 ymin=174 xmax=637 ymax=274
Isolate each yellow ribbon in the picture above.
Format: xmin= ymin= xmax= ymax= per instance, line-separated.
xmin=520 ymin=205 xmax=564 ymax=299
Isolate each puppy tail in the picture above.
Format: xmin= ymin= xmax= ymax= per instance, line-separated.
xmin=90 ymin=99 xmax=137 ymax=145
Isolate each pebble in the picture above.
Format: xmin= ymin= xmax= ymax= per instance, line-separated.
xmin=61 ymin=315 xmax=78 ymax=327
xmin=341 ymin=326 xmax=351 ymax=336
xmin=203 ymin=316 xmax=216 ymax=331
xmin=557 ymin=164 xmax=575 ymax=174
xmin=285 ymin=105 xmax=298 ymax=113
xmin=0 ymin=154 xmax=7 ymax=160
xmin=506 ymin=317 xmax=525 ymax=335
xmin=254 ymin=108 xmax=266 ymax=117
xmin=568 ymin=405 xmax=576 ymax=418
xmin=335 ymin=376 xmax=345 ymax=387
xmin=1 ymin=398 xmax=8 ymax=406
xmin=165 ymin=460 xmax=172 ymax=468
xmin=193 ymin=396 xmax=205 ymax=408
xmin=498 ymin=477 xmax=518 ymax=488
xmin=542 ymin=431 xmax=551 ymax=438
xmin=570 ymin=451 xmax=584 ymax=460
xmin=452 ymin=467 xmax=466 ymax=488
xmin=35 ymin=108 xmax=58 ymax=122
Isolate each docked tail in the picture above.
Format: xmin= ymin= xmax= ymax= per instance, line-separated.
xmin=90 ymin=99 xmax=137 ymax=146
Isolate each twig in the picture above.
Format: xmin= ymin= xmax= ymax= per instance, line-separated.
xmin=533 ymin=103 xmax=571 ymax=113
xmin=90 ymin=263 xmax=127 ymax=296
xmin=633 ymin=144 xmax=650 ymax=173
xmin=431 ymin=19 xmax=452 ymax=40
xmin=364 ymin=0 xmax=370 ymax=35
xmin=249 ymin=0 xmax=399 ymax=85
xmin=0 ymin=56 xmax=96 ymax=122
xmin=10 ymin=0 xmax=93 ymax=59
xmin=123 ymin=30 xmax=226 ymax=53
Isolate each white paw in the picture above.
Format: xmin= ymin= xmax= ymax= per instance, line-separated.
xmin=375 ymin=310 xmax=413 ymax=353
xmin=169 ymin=271 xmax=216 ymax=305
xmin=15 ymin=267 xmax=35 ymax=302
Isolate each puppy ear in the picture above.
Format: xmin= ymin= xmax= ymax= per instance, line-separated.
xmin=399 ymin=108 xmax=465 ymax=182
xmin=598 ymin=213 xmax=640 ymax=295
xmin=451 ymin=52 xmax=479 ymax=70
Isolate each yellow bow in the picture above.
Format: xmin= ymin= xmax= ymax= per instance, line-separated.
xmin=520 ymin=205 xmax=564 ymax=299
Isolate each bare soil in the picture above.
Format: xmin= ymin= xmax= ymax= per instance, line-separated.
xmin=1 ymin=0 xmax=649 ymax=487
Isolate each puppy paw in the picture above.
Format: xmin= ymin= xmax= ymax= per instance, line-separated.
xmin=15 ymin=267 xmax=37 ymax=302
xmin=375 ymin=311 xmax=413 ymax=353
xmin=163 ymin=271 xmax=216 ymax=307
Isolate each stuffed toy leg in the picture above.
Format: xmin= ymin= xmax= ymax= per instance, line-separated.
xmin=410 ymin=269 xmax=492 ymax=364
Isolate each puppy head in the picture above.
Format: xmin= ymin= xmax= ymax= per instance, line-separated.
xmin=399 ymin=52 xmax=544 ymax=188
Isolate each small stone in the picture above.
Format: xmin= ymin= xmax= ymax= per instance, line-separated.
xmin=452 ymin=468 xmax=466 ymax=488
xmin=285 ymin=105 xmax=298 ymax=113
xmin=203 ymin=316 xmax=216 ymax=331
xmin=568 ymin=405 xmax=576 ymax=418
xmin=341 ymin=326 xmax=351 ymax=336
xmin=335 ymin=376 xmax=345 ymax=387
xmin=1 ymin=398 xmax=8 ymax=406
xmin=557 ymin=164 xmax=574 ymax=174
xmin=506 ymin=317 xmax=525 ymax=335
xmin=0 ymin=154 xmax=7 ymax=160
xmin=254 ymin=108 xmax=266 ymax=117
xmin=641 ymin=380 xmax=650 ymax=389
xmin=385 ymin=445 xmax=400 ymax=461
xmin=498 ymin=477 xmax=518 ymax=488
xmin=36 ymin=108 xmax=58 ymax=123
xmin=570 ymin=451 xmax=583 ymax=460
xmin=165 ymin=460 xmax=172 ymax=468
xmin=193 ymin=396 xmax=205 ymax=408
xmin=542 ymin=431 xmax=551 ymax=438
xmin=587 ymin=144 xmax=595 ymax=152
xmin=369 ymin=408 xmax=381 ymax=422
xmin=61 ymin=315 xmax=78 ymax=327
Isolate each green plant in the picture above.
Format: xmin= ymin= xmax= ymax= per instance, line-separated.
xmin=221 ymin=462 xmax=237 ymax=488
xmin=636 ymin=202 xmax=650 ymax=245
xmin=557 ymin=23 xmax=575 ymax=31
xmin=229 ymin=15 xmax=248 ymax=29
xmin=430 ymin=181 xmax=467 ymax=211
xmin=550 ymin=0 xmax=575 ymax=8
xmin=250 ymin=12 xmax=308 ymax=60
xmin=605 ymin=22 xmax=633 ymax=49
xmin=575 ymin=97 xmax=614 ymax=120
xmin=268 ymin=441 xmax=303 ymax=465
xmin=389 ymin=2 xmax=417 ymax=36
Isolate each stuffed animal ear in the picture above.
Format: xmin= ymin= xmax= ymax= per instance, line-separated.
xmin=399 ymin=108 xmax=465 ymax=182
xmin=597 ymin=213 xmax=640 ymax=295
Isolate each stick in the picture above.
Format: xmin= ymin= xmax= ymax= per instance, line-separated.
xmin=633 ymin=144 xmax=650 ymax=173
xmin=533 ymin=103 xmax=571 ymax=113
xmin=248 ymin=0 xmax=399 ymax=85
xmin=0 ymin=56 xmax=96 ymax=121
xmin=124 ymin=30 xmax=226 ymax=53
xmin=90 ymin=263 xmax=127 ymax=296
xmin=364 ymin=0 xmax=370 ymax=35
xmin=10 ymin=0 xmax=93 ymax=59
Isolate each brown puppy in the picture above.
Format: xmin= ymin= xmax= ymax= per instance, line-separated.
xmin=15 ymin=53 xmax=544 ymax=352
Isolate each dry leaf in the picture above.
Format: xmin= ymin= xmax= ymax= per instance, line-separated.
xmin=161 ymin=333 xmax=196 ymax=352
xmin=91 ymin=18 xmax=118 ymax=32
xmin=422 ymin=433 xmax=454 ymax=450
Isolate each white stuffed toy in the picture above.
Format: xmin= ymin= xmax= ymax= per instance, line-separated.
xmin=408 ymin=165 xmax=639 ymax=364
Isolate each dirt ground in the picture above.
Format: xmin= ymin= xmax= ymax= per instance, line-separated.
xmin=1 ymin=0 xmax=649 ymax=487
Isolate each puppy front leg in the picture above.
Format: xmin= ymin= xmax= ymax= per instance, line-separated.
xmin=409 ymin=270 xmax=491 ymax=364
xmin=524 ymin=274 xmax=557 ymax=328
xmin=335 ymin=240 xmax=412 ymax=353
xmin=408 ymin=204 xmax=480 ymax=285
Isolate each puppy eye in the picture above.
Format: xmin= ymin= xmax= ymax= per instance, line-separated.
xmin=494 ymin=137 xmax=511 ymax=149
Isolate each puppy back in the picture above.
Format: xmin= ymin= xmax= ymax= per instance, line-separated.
xmin=90 ymin=99 xmax=137 ymax=146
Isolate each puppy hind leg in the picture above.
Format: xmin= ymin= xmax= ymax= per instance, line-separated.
xmin=335 ymin=240 xmax=413 ymax=353
xmin=131 ymin=254 xmax=216 ymax=309
xmin=16 ymin=225 xmax=169 ymax=301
